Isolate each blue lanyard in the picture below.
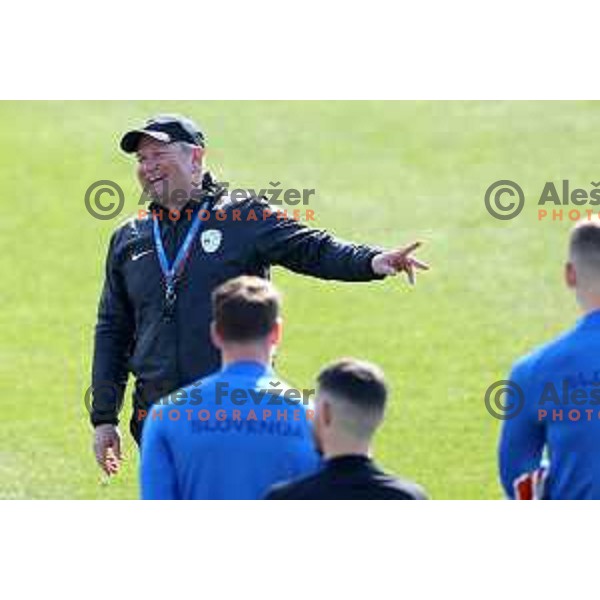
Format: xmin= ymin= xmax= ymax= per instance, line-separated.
xmin=152 ymin=203 xmax=207 ymax=306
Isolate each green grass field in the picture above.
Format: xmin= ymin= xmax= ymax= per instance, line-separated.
xmin=1 ymin=100 xmax=595 ymax=499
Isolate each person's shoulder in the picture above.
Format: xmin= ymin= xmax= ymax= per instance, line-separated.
xmin=105 ymin=210 xmax=153 ymax=260
xmin=212 ymin=189 xmax=299 ymax=228
xmin=212 ymin=189 xmax=269 ymax=213
xmin=385 ymin=476 xmax=429 ymax=500
xmin=370 ymin=463 xmax=428 ymax=499
xmin=257 ymin=375 xmax=315 ymax=410
xmin=265 ymin=467 xmax=428 ymax=500
xmin=114 ymin=208 xmax=153 ymax=236
xmin=183 ymin=371 xmax=224 ymax=400
xmin=510 ymin=324 xmax=580 ymax=380
xmin=264 ymin=471 xmax=323 ymax=500
xmin=193 ymin=369 xmax=222 ymax=387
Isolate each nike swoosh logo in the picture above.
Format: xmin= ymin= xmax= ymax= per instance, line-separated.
xmin=131 ymin=250 xmax=153 ymax=262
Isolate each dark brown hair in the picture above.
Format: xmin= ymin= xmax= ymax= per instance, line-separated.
xmin=317 ymin=358 xmax=388 ymax=414
xmin=212 ymin=276 xmax=281 ymax=342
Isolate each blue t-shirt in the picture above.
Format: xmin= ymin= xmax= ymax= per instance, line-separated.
xmin=499 ymin=310 xmax=600 ymax=499
xmin=140 ymin=361 xmax=320 ymax=499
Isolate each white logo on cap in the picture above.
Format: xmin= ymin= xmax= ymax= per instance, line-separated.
xmin=201 ymin=229 xmax=222 ymax=253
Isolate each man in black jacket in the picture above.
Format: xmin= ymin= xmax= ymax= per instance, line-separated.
xmin=265 ymin=358 xmax=428 ymax=500
xmin=91 ymin=114 xmax=429 ymax=474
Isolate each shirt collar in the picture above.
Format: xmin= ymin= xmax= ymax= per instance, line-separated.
xmin=578 ymin=308 xmax=600 ymax=328
xmin=326 ymin=454 xmax=373 ymax=469
xmin=220 ymin=360 xmax=273 ymax=377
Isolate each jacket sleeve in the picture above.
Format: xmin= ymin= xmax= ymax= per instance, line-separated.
xmin=498 ymin=360 xmax=545 ymax=499
xmin=90 ymin=230 xmax=135 ymax=427
xmin=249 ymin=202 xmax=386 ymax=282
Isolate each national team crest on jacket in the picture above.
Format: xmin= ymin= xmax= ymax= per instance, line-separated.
xmin=201 ymin=229 xmax=222 ymax=253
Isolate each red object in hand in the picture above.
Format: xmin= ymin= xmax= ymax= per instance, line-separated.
xmin=513 ymin=467 xmax=548 ymax=500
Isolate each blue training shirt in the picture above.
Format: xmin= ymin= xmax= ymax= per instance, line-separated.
xmin=140 ymin=360 xmax=320 ymax=499
xmin=499 ymin=309 xmax=600 ymax=499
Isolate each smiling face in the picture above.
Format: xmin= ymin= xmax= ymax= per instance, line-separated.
xmin=136 ymin=136 xmax=203 ymax=206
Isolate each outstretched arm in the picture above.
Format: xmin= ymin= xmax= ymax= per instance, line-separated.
xmin=251 ymin=203 xmax=429 ymax=284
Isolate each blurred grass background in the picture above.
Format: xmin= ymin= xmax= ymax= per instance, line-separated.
xmin=1 ymin=100 xmax=595 ymax=498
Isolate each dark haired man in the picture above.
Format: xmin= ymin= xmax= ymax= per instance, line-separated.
xmin=140 ymin=276 xmax=319 ymax=500
xmin=265 ymin=358 xmax=428 ymax=500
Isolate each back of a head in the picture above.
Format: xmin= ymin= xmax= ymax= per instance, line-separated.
xmin=317 ymin=358 xmax=388 ymax=441
xmin=212 ymin=276 xmax=281 ymax=343
xmin=569 ymin=219 xmax=600 ymax=294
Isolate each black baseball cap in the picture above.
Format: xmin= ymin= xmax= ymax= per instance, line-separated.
xmin=120 ymin=115 xmax=206 ymax=153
